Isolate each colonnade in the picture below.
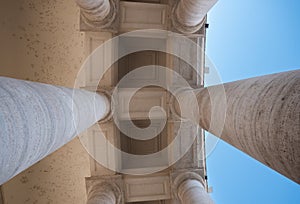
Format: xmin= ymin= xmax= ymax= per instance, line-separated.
xmin=1 ymin=0 xmax=299 ymax=203
xmin=2 ymin=70 xmax=297 ymax=199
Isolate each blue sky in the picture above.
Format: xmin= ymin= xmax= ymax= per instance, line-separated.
xmin=205 ymin=0 xmax=300 ymax=203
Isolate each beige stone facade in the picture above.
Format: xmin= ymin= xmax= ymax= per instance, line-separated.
xmin=0 ymin=0 xmax=210 ymax=203
xmin=0 ymin=1 xmax=87 ymax=204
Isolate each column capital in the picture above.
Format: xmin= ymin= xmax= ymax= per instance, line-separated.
xmin=171 ymin=170 xmax=214 ymax=204
xmin=171 ymin=0 xmax=206 ymax=34
xmin=86 ymin=175 xmax=123 ymax=204
xmin=78 ymin=0 xmax=119 ymax=32
xmin=171 ymin=170 xmax=205 ymax=199
xmin=170 ymin=87 xmax=202 ymax=123
xmin=97 ymin=89 xmax=114 ymax=123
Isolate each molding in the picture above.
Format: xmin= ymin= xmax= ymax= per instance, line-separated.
xmin=117 ymin=88 xmax=167 ymax=120
xmin=87 ymin=122 xmax=119 ymax=175
xmin=124 ymin=174 xmax=171 ymax=202
xmin=169 ymin=121 xmax=204 ymax=170
xmin=166 ymin=34 xmax=205 ymax=89
xmin=83 ymin=32 xmax=117 ymax=88
xmin=120 ymin=1 xmax=168 ymax=32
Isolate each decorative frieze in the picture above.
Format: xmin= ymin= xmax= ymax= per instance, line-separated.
xmin=124 ymin=174 xmax=171 ymax=202
xmin=120 ymin=1 xmax=168 ymax=32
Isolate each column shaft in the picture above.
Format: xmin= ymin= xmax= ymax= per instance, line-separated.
xmin=173 ymin=0 xmax=218 ymax=33
xmin=0 ymin=77 xmax=110 ymax=185
xmin=175 ymin=70 xmax=300 ymax=184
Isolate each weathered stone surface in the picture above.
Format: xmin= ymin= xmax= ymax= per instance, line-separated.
xmin=0 ymin=77 xmax=109 ymax=185
xmin=0 ymin=1 xmax=90 ymax=202
xmin=176 ymin=70 xmax=300 ymax=184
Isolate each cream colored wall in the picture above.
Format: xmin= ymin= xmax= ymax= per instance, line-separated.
xmin=0 ymin=0 xmax=90 ymax=203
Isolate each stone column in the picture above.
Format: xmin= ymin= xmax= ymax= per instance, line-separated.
xmin=87 ymin=184 xmax=118 ymax=204
xmin=0 ymin=77 xmax=110 ymax=185
xmin=86 ymin=178 xmax=122 ymax=204
xmin=75 ymin=0 xmax=117 ymax=28
xmin=172 ymin=0 xmax=218 ymax=33
xmin=173 ymin=172 xmax=213 ymax=204
xmin=175 ymin=70 xmax=300 ymax=184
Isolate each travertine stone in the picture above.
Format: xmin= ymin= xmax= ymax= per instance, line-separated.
xmin=173 ymin=171 xmax=213 ymax=204
xmin=86 ymin=176 xmax=123 ymax=204
xmin=123 ymin=174 xmax=171 ymax=202
xmin=0 ymin=0 xmax=89 ymax=202
xmin=76 ymin=0 xmax=117 ymax=29
xmin=0 ymin=77 xmax=110 ymax=185
xmin=175 ymin=70 xmax=300 ymax=184
xmin=172 ymin=0 xmax=218 ymax=33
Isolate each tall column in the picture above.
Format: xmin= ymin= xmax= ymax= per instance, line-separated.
xmin=0 ymin=77 xmax=110 ymax=185
xmin=87 ymin=182 xmax=122 ymax=204
xmin=172 ymin=0 xmax=218 ymax=33
xmin=175 ymin=70 xmax=300 ymax=184
xmin=75 ymin=0 xmax=117 ymax=28
xmin=173 ymin=172 xmax=214 ymax=204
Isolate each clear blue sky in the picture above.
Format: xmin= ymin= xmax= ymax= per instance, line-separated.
xmin=205 ymin=0 xmax=300 ymax=203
